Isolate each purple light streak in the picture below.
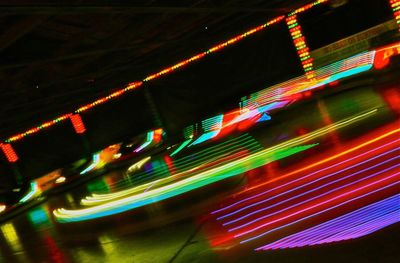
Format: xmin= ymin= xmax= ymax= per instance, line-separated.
xmin=224 ymin=154 xmax=399 ymax=229
xmin=240 ymin=175 xmax=399 ymax=244
xmin=257 ymin=194 xmax=400 ymax=250
xmin=212 ymin=140 xmax=397 ymax=216
xmin=232 ymin=163 xmax=399 ymax=237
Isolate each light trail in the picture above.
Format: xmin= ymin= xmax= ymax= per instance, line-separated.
xmin=257 ymin=194 xmax=400 ymax=250
xmin=231 ymin=163 xmax=399 ymax=235
xmin=53 ymin=110 xmax=378 ymax=222
xmin=88 ymin=134 xmax=262 ymax=199
xmin=53 ymin=144 xmax=316 ymax=222
xmin=209 ymin=122 xmax=400 ymax=249
xmin=213 ymin=124 xmax=398 ymax=207
xmin=240 ymin=177 xmax=399 ymax=244
xmin=217 ymin=143 xmax=399 ymax=221
xmin=19 ymin=182 xmax=41 ymax=203
xmin=80 ymin=153 xmax=101 ymax=175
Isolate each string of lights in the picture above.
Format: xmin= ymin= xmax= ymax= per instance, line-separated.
xmin=285 ymin=0 xmax=329 ymax=78
xmin=2 ymin=15 xmax=284 ymax=145
xmin=0 ymin=0 xmax=329 ymax=146
xmin=390 ymin=0 xmax=400 ymax=31
xmin=1 ymin=0 xmax=396 ymax=164
xmin=286 ymin=15 xmax=315 ymax=78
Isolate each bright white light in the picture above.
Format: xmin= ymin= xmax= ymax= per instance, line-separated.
xmin=113 ymin=153 xmax=122 ymax=159
xmin=55 ymin=176 xmax=66 ymax=184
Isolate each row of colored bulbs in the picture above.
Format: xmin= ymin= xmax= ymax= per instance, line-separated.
xmin=390 ymin=0 xmax=400 ymax=31
xmin=2 ymin=0 xmax=398 ymax=163
xmin=287 ymin=15 xmax=314 ymax=75
xmin=1 ymin=0 xmax=329 ymax=145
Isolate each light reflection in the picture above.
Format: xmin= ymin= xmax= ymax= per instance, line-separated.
xmin=43 ymin=233 xmax=66 ymax=263
xmin=163 ymin=155 xmax=177 ymax=175
xmin=64 ymin=193 xmax=80 ymax=209
xmin=317 ymin=100 xmax=341 ymax=146
xmin=98 ymin=235 xmax=117 ymax=255
xmin=28 ymin=206 xmax=52 ymax=228
xmin=0 ymin=223 xmax=24 ymax=252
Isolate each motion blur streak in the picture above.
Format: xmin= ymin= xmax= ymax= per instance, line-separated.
xmin=84 ymin=134 xmax=262 ymax=202
xmin=234 ymin=164 xmax=399 ymax=237
xmin=222 ymin=149 xmax=398 ymax=225
xmin=241 ymin=177 xmax=399 ymax=244
xmin=80 ymin=153 xmax=101 ymax=175
xmin=212 ymin=121 xmax=398 ymax=211
xmin=53 ymin=144 xmax=316 ymax=222
xmin=210 ymin=121 xmax=399 ymax=247
xmin=53 ymin=110 xmax=377 ymax=222
xmin=19 ymin=182 xmax=41 ymax=203
xmin=257 ymin=194 xmax=400 ymax=250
